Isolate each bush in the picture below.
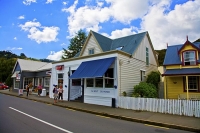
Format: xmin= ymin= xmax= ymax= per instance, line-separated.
xmin=146 ymin=71 xmax=160 ymax=90
xmin=122 ymin=91 xmax=127 ymax=96
xmin=132 ymin=82 xmax=157 ymax=98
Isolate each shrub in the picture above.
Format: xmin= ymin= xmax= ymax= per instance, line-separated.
xmin=132 ymin=82 xmax=157 ymax=98
xmin=146 ymin=71 xmax=160 ymax=90
xmin=122 ymin=91 xmax=127 ymax=96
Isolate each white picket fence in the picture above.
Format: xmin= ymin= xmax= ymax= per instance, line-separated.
xmin=118 ymin=97 xmax=200 ymax=118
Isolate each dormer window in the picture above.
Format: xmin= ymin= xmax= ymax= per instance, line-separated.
xmin=88 ymin=48 xmax=94 ymax=55
xmin=183 ymin=51 xmax=196 ymax=65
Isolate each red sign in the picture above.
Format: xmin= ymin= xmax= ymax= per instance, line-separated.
xmin=56 ymin=65 xmax=64 ymax=70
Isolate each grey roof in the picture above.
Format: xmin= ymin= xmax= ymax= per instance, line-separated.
xmin=163 ymin=42 xmax=200 ymax=65
xmin=17 ymin=59 xmax=51 ymax=72
xmin=91 ymin=31 xmax=147 ymax=55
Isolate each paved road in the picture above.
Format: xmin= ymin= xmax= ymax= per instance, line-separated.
xmin=0 ymin=94 xmax=193 ymax=133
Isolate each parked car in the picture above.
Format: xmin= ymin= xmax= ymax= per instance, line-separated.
xmin=0 ymin=83 xmax=9 ymax=90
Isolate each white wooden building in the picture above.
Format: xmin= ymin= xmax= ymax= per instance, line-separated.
xmin=50 ymin=30 xmax=158 ymax=107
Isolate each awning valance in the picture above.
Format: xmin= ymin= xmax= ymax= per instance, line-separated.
xmin=70 ymin=57 xmax=115 ymax=79
xmin=162 ymin=68 xmax=200 ymax=76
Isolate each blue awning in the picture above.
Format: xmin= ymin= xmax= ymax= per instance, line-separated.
xmin=162 ymin=68 xmax=200 ymax=76
xmin=70 ymin=57 xmax=115 ymax=79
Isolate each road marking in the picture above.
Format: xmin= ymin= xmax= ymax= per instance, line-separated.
xmin=66 ymin=108 xmax=75 ymax=111
xmin=145 ymin=124 xmax=169 ymax=129
xmin=96 ymin=115 xmax=110 ymax=118
xmin=9 ymin=107 xmax=73 ymax=133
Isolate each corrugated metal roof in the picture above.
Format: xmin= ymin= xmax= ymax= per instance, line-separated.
xmin=91 ymin=31 xmax=147 ymax=55
xmin=91 ymin=31 xmax=112 ymax=52
xmin=163 ymin=68 xmax=200 ymax=76
xmin=17 ymin=59 xmax=50 ymax=71
xmin=163 ymin=42 xmax=200 ymax=65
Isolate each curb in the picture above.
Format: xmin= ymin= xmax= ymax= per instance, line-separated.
xmin=1 ymin=92 xmax=200 ymax=133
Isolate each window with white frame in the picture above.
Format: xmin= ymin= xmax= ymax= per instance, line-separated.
xmin=14 ymin=80 xmax=20 ymax=89
xmin=146 ymin=47 xmax=149 ymax=66
xmin=44 ymin=77 xmax=50 ymax=87
xmin=58 ymin=73 xmax=63 ymax=88
xmin=24 ymin=78 xmax=33 ymax=89
xmin=86 ymin=68 xmax=114 ymax=88
xmin=183 ymin=51 xmax=196 ymax=65
xmin=35 ymin=78 xmax=42 ymax=86
xmin=140 ymin=70 xmax=146 ymax=81
xmin=88 ymin=48 xmax=94 ymax=55
xmin=35 ymin=78 xmax=38 ymax=86
xmin=72 ymin=70 xmax=81 ymax=86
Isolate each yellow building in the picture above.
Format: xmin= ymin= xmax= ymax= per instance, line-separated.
xmin=162 ymin=37 xmax=200 ymax=100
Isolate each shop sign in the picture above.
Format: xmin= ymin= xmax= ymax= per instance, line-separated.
xmin=56 ymin=65 xmax=64 ymax=71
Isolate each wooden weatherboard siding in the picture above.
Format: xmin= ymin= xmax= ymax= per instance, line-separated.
xmin=133 ymin=35 xmax=157 ymax=66
xmin=81 ymin=35 xmax=102 ymax=56
xmin=118 ymin=53 xmax=157 ymax=96
xmin=166 ymin=76 xmax=183 ymax=99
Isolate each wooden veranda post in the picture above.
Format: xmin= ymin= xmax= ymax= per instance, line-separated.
xmin=186 ymin=76 xmax=189 ymax=100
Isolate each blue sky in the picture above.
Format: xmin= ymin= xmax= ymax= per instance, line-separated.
xmin=0 ymin=0 xmax=199 ymax=60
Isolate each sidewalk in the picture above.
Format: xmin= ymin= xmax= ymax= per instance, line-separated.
xmin=0 ymin=89 xmax=200 ymax=132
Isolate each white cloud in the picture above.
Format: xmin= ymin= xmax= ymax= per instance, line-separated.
xmin=60 ymin=43 xmax=66 ymax=46
xmin=7 ymin=47 xmax=22 ymax=50
xmin=140 ymin=0 xmax=200 ymax=50
xmin=23 ymin=0 xmax=36 ymax=5
xmin=46 ymin=0 xmax=53 ymax=4
xmin=62 ymin=0 xmax=151 ymax=37
xmin=63 ymin=1 xmax=67 ymax=5
xmin=109 ymin=27 xmax=138 ymax=39
xmin=62 ymin=0 xmax=200 ymax=50
xmin=18 ymin=15 xmax=25 ymax=19
xmin=14 ymin=37 xmax=17 ymax=40
xmin=19 ymin=20 xmax=60 ymax=44
xmin=47 ymin=50 xmax=63 ymax=61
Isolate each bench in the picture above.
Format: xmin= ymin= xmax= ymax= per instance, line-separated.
xmin=178 ymin=93 xmax=200 ymax=100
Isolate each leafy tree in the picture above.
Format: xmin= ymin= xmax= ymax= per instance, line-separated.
xmin=19 ymin=53 xmax=27 ymax=59
xmin=132 ymin=82 xmax=157 ymax=98
xmin=194 ymin=38 xmax=200 ymax=43
xmin=146 ymin=71 xmax=161 ymax=92
xmin=155 ymin=49 xmax=166 ymax=66
xmin=0 ymin=58 xmax=16 ymax=85
xmin=62 ymin=29 xmax=87 ymax=59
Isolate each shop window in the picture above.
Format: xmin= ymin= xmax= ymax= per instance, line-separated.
xmin=95 ymin=78 xmax=103 ymax=87
xmin=24 ymin=78 xmax=33 ymax=89
xmin=72 ymin=70 xmax=81 ymax=86
xmin=44 ymin=77 xmax=50 ymax=87
xmin=15 ymin=80 xmax=20 ymax=89
xmin=104 ymin=68 xmax=114 ymax=88
xmin=87 ymin=78 xmax=94 ymax=87
xmin=86 ymin=68 xmax=114 ymax=88
xmin=35 ymin=78 xmax=38 ymax=86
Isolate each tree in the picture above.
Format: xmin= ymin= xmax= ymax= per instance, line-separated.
xmin=155 ymin=49 xmax=166 ymax=66
xmin=19 ymin=53 xmax=27 ymax=59
xmin=62 ymin=30 xmax=87 ymax=59
xmin=194 ymin=38 xmax=200 ymax=43
xmin=146 ymin=71 xmax=161 ymax=92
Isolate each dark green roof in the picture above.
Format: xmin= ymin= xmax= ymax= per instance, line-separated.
xmin=91 ymin=31 xmax=147 ymax=55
